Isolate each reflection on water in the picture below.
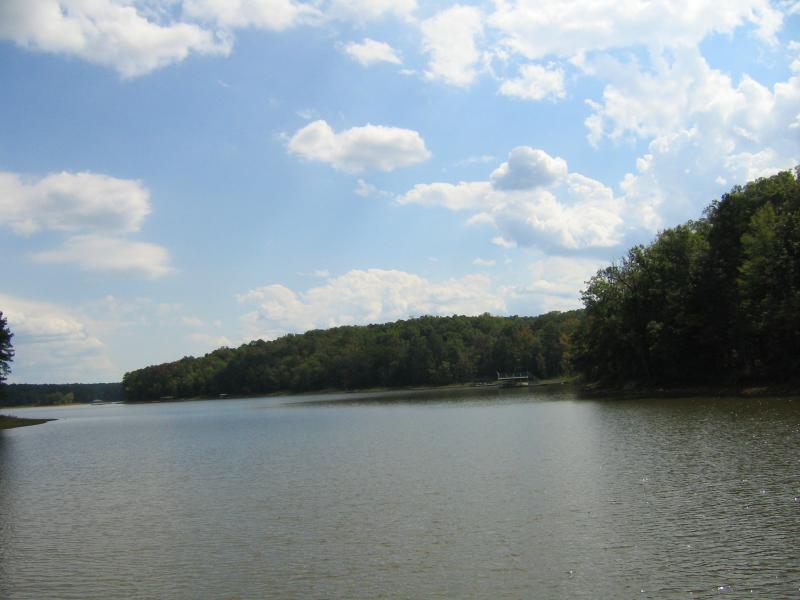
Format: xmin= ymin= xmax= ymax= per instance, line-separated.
xmin=1 ymin=391 xmax=798 ymax=598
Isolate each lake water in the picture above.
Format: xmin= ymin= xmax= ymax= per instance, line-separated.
xmin=1 ymin=387 xmax=799 ymax=598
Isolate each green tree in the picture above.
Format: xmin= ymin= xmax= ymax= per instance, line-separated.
xmin=575 ymin=170 xmax=800 ymax=386
xmin=0 ymin=311 xmax=13 ymax=393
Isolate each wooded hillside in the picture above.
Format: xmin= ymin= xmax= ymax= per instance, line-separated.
xmin=123 ymin=312 xmax=581 ymax=401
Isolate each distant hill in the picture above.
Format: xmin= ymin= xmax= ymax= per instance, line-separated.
xmin=123 ymin=312 xmax=582 ymax=401
xmin=2 ymin=382 xmax=123 ymax=407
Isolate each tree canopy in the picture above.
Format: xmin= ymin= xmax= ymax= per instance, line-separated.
xmin=574 ymin=170 xmax=800 ymax=386
xmin=1 ymin=383 xmax=123 ymax=408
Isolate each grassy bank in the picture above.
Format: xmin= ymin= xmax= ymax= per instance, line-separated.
xmin=0 ymin=415 xmax=55 ymax=429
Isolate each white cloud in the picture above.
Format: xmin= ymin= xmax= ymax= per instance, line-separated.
xmin=0 ymin=0 xmax=420 ymax=77
xmin=588 ymin=47 xmax=800 ymax=228
xmin=355 ymin=179 xmax=378 ymax=197
xmin=492 ymin=236 xmax=517 ymax=249
xmin=0 ymin=171 xmax=150 ymax=235
xmin=31 ymin=234 xmax=174 ymax=279
xmin=325 ymin=0 xmax=416 ymax=22
xmin=499 ymin=63 xmax=565 ymax=101
xmin=489 ymin=0 xmax=783 ymax=61
xmin=490 ymin=146 xmax=568 ymax=190
xmin=354 ymin=179 xmax=391 ymax=198
xmin=237 ymin=268 xmax=506 ymax=339
xmin=183 ymin=0 xmax=319 ymax=30
xmin=288 ymin=120 xmax=431 ymax=173
xmin=188 ymin=332 xmax=234 ymax=349
xmin=790 ymin=40 xmax=800 ymax=72
xmin=344 ymin=38 xmax=401 ymax=66
xmin=485 ymin=174 xmax=625 ymax=250
xmin=0 ymin=0 xmax=229 ymax=78
xmin=516 ymin=256 xmax=607 ymax=312
xmin=0 ymin=293 xmax=116 ymax=383
xmin=421 ymin=5 xmax=484 ymax=86
xmin=473 ymin=258 xmax=496 ymax=266
xmin=455 ymin=155 xmax=497 ymax=166
xmin=399 ymin=147 xmax=626 ymax=250
xmin=181 ymin=316 xmax=205 ymax=328
xmin=397 ymin=181 xmax=492 ymax=211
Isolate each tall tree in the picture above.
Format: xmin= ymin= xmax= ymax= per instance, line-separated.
xmin=0 ymin=311 xmax=14 ymax=391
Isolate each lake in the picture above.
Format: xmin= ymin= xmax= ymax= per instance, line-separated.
xmin=1 ymin=387 xmax=798 ymax=598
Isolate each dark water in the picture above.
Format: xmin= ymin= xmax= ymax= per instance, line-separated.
xmin=1 ymin=388 xmax=799 ymax=599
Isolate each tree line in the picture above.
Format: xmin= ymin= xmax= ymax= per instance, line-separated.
xmin=123 ymin=312 xmax=581 ymax=401
xmin=573 ymin=170 xmax=800 ymax=386
xmin=1 ymin=383 xmax=123 ymax=407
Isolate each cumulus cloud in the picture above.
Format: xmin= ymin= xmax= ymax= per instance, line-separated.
xmin=485 ymin=174 xmax=625 ymax=249
xmin=398 ymin=147 xmax=625 ymax=250
xmin=397 ymin=181 xmax=492 ymax=211
xmin=287 ymin=120 xmax=431 ymax=173
xmin=0 ymin=169 xmax=173 ymax=278
xmin=588 ymin=47 xmax=800 ymax=228
xmin=516 ymin=256 xmax=608 ymax=312
xmin=490 ymin=146 xmax=568 ymax=190
xmin=0 ymin=171 xmax=151 ymax=235
xmin=421 ymin=5 xmax=484 ymax=86
xmin=0 ymin=293 xmax=116 ymax=383
xmin=488 ymin=0 xmax=783 ymax=61
xmin=0 ymin=0 xmax=417 ymax=78
xmin=0 ymin=0 xmax=229 ymax=78
xmin=499 ymin=63 xmax=566 ymax=101
xmin=31 ymin=235 xmax=174 ymax=279
xmin=344 ymin=38 xmax=401 ymax=66
xmin=237 ymin=268 xmax=506 ymax=339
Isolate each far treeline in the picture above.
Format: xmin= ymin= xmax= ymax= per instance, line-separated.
xmin=117 ymin=169 xmax=800 ymax=401
xmin=1 ymin=383 xmax=123 ymax=407
xmin=574 ymin=169 xmax=800 ymax=386
xmin=123 ymin=312 xmax=581 ymax=401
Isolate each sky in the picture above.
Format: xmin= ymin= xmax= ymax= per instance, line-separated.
xmin=0 ymin=0 xmax=798 ymax=383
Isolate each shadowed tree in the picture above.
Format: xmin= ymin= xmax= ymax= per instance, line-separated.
xmin=0 ymin=311 xmax=13 ymax=394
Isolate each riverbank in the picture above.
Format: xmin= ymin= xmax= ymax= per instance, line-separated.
xmin=0 ymin=414 xmax=56 ymax=429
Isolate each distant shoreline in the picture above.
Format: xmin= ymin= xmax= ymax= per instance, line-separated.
xmin=580 ymin=381 xmax=800 ymax=400
xmin=123 ymin=378 xmax=578 ymax=404
xmin=5 ymin=378 xmax=799 ymax=411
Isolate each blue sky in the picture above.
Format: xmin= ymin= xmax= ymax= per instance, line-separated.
xmin=1 ymin=0 xmax=798 ymax=383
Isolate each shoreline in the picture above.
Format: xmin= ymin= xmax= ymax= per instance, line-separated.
xmin=0 ymin=415 xmax=56 ymax=429
xmin=125 ymin=378 xmax=577 ymax=404
xmin=580 ymin=381 xmax=800 ymax=400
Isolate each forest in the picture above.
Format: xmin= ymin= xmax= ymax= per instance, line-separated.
xmin=573 ymin=170 xmax=800 ymax=386
xmin=122 ymin=311 xmax=581 ymax=401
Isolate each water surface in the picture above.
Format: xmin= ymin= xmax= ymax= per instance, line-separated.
xmin=2 ymin=388 xmax=799 ymax=598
